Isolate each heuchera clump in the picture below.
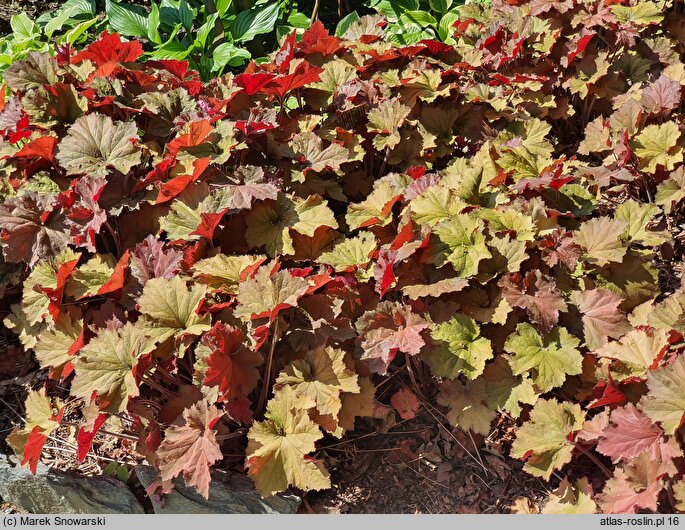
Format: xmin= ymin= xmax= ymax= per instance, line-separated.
xmin=1 ymin=0 xmax=685 ymax=513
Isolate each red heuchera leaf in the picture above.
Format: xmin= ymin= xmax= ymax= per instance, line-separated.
xmin=68 ymin=177 xmax=107 ymax=252
xmin=561 ymin=30 xmax=596 ymax=67
xmin=202 ymin=323 xmax=262 ymax=400
xmin=589 ymin=372 xmax=626 ymax=409
xmin=12 ymin=136 xmax=57 ymax=162
xmin=72 ymin=32 xmax=143 ymax=76
xmin=261 ymin=61 xmax=325 ymax=99
xmin=97 ymin=250 xmax=130 ymax=296
xmin=539 ymin=228 xmax=582 ymax=269
xmin=356 ymin=301 xmax=429 ymax=375
xmin=499 ymin=271 xmax=568 ymax=334
xmin=596 ymin=404 xmax=681 ymax=464
xmin=373 ymin=251 xmax=396 ymax=298
xmin=41 ymin=257 xmax=79 ymax=320
xmin=157 ymin=401 xmax=223 ymax=499
xmin=573 ymin=289 xmax=631 ymax=350
xmin=191 ymin=209 xmax=229 ymax=240
xmin=76 ymin=413 xmax=109 ymax=463
xmin=22 ymin=427 xmax=49 ymax=475
xmin=0 ymin=193 xmax=70 ymax=266
xmin=298 ymin=21 xmax=343 ymax=57
xmin=235 ymin=73 xmax=276 ymax=95
xmin=166 ymin=122 xmax=213 ymax=159
xmin=156 ymin=157 xmax=211 ymax=204
xmin=391 ymin=388 xmax=420 ymax=420
xmin=224 ymin=397 xmax=253 ymax=426
xmin=599 ymin=456 xmax=665 ymax=514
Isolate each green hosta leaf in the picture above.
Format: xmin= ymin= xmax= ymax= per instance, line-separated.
xmin=56 ymin=114 xmax=141 ymax=177
xmin=105 ymin=0 xmax=149 ymax=39
xmin=317 ymin=233 xmax=376 ymax=273
xmin=631 ymin=122 xmax=683 ymax=174
xmin=510 ymin=399 xmax=585 ymax=480
xmin=71 ymin=323 xmax=156 ymax=412
xmin=398 ymin=10 xmax=437 ymax=27
xmin=246 ymin=386 xmax=330 ymax=497
xmin=640 ymin=355 xmax=685 ymax=435
xmin=426 ymin=314 xmax=493 ymax=380
xmin=138 ymin=276 xmax=211 ymax=342
xmin=433 ymin=214 xmax=491 ymax=277
xmin=575 ymin=217 xmax=628 ymax=266
xmin=335 ymin=11 xmax=360 ymax=37
xmin=212 ymin=43 xmax=251 ymax=72
xmin=11 ymin=13 xmax=39 ymax=42
xmin=504 ymin=323 xmax=582 ymax=393
xmin=231 ymin=2 xmax=279 ymax=43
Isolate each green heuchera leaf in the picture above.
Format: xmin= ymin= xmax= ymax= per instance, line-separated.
xmin=433 ymin=214 xmax=491 ymax=276
xmin=510 ymin=398 xmax=585 ymax=480
xmin=367 ymin=98 xmax=411 ymax=150
xmin=246 ymin=386 xmax=331 ymax=497
xmin=631 ymin=122 xmax=683 ymax=174
xmin=640 ymin=355 xmax=685 ymax=435
xmin=437 ymin=378 xmax=496 ymax=436
xmin=542 ymin=477 xmax=598 ymax=514
xmin=426 ymin=314 xmax=493 ymax=380
xmin=656 ymin=168 xmax=685 ymax=211
xmin=317 ymin=232 xmax=377 ymax=273
xmin=56 ymin=113 xmax=142 ymax=177
xmin=65 ymin=254 xmax=116 ymax=299
xmin=138 ymin=276 xmax=211 ymax=342
xmin=34 ymin=313 xmax=82 ymax=378
xmin=234 ymin=265 xmax=309 ymax=322
xmin=192 ymin=254 xmax=265 ymax=293
xmin=276 ymin=346 xmax=359 ymax=420
xmin=71 ymin=322 xmax=156 ymax=412
xmin=504 ymin=323 xmax=582 ymax=393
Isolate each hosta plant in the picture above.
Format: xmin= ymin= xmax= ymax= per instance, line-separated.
xmin=1 ymin=0 xmax=685 ymax=513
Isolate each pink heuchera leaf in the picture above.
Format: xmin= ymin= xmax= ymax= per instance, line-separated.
xmin=355 ymin=301 xmax=429 ymax=374
xmin=599 ymin=455 xmax=665 ymax=514
xmin=130 ymin=235 xmax=183 ymax=287
xmin=0 ymin=192 xmax=70 ymax=266
xmin=641 ymin=74 xmax=681 ymax=115
xmin=596 ymin=403 xmax=682 ymax=465
xmin=391 ymin=388 xmax=420 ymax=420
xmin=572 ymin=289 xmax=631 ymax=351
xmin=499 ymin=271 xmax=567 ymax=334
xmin=157 ymin=401 xmax=223 ymax=499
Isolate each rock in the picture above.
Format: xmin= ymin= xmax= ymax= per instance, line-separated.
xmin=134 ymin=465 xmax=300 ymax=514
xmin=0 ymin=457 xmax=145 ymax=514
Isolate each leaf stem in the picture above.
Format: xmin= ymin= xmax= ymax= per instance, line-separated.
xmin=257 ymin=318 xmax=280 ymax=415
xmin=573 ymin=442 xmax=613 ymax=479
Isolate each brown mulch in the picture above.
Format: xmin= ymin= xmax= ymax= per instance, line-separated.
xmin=301 ymin=412 xmax=551 ymax=514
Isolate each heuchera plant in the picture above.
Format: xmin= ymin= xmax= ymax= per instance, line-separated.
xmin=1 ymin=0 xmax=685 ymax=513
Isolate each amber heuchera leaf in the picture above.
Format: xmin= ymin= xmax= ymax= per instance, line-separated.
xmin=246 ymin=386 xmax=330 ymax=497
xmin=201 ymin=323 xmax=262 ymax=400
xmin=598 ymin=454 xmax=665 ymax=514
xmin=157 ymin=400 xmax=223 ymax=499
